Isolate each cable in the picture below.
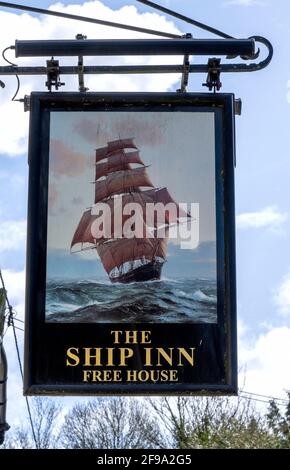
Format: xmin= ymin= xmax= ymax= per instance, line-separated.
xmin=240 ymin=390 xmax=288 ymax=404
xmin=241 ymin=396 xmax=287 ymax=406
xmin=13 ymin=317 xmax=24 ymax=324
xmin=0 ymin=268 xmax=39 ymax=449
xmin=239 ymin=394 xmax=275 ymax=405
xmin=13 ymin=325 xmax=24 ymax=332
xmin=0 ymin=1 xmax=180 ymax=39
xmin=10 ymin=317 xmax=38 ymax=448
xmin=137 ymin=0 xmax=233 ymax=39
xmin=1 ymin=46 xmax=20 ymax=101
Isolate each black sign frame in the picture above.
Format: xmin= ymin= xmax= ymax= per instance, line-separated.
xmin=24 ymin=92 xmax=237 ymax=395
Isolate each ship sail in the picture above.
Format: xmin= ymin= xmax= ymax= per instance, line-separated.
xmin=71 ymin=137 xmax=190 ymax=283
xmin=94 ymin=166 xmax=154 ymax=203
xmin=95 ymin=151 xmax=144 ymax=180
xmin=96 ymin=236 xmax=168 ymax=274
xmin=71 ymin=210 xmax=96 ymax=247
xmin=95 ymin=138 xmax=137 ymax=163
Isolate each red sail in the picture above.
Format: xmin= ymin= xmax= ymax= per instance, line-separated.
xmin=71 ymin=192 xmax=153 ymax=247
xmin=90 ymin=192 xmax=152 ymax=242
xmin=71 ymin=210 xmax=97 ymax=248
xmin=145 ymin=187 xmax=190 ymax=221
xmin=97 ymin=237 xmax=167 ymax=274
xmin=71 ymin=187 xmax=190 ymax=248
xmin=95 ymin=146 xmax=109 ymax=163
xmin=95 ymin=139 xmax=138 ymax=164
xmin=95 ymin=151 xmax=144 ymax=180
xmin=95 ymin=167 xmax=154 ymax=203
xmin=107 ymin=138 xmax=137 ymax=153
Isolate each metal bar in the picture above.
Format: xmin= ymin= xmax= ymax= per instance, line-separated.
xmin=0 ymin=61 xmax=272 ymax=77
xmin=0 ymin=1 xmax=180 ymax=38
xmin=177 ymin=54 xmax=190 ymax=92
xmin=0 ymin=64 xmax=188 ymax=76
xmin=14 ymin=38 xmax=255 ymax=58
xmin=137 ymin=0 xmax=233 ymax=39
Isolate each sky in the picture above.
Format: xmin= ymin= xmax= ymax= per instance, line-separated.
xmin=0 ymin=0 xmax=290 ymax=433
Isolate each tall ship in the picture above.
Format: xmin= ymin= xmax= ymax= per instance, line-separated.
xmin=71 ymin=138 xmax=189 ymax=283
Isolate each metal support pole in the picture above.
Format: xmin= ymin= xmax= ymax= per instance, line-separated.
xmin=76 ymin=34 xmax=88 ymax=93
xmin=14 ymin=38 xmax=255 ymax=58
xmin=0 ymin=289 xmax=9 ymax=445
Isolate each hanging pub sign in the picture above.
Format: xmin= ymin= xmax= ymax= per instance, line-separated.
xmin=24 ymin=92 xmax=237 ymax=394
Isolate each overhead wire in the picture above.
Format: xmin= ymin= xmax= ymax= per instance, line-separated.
xmin=137 ymin=0 xmax=234 ymax=39
xmin=12 ymin=317 xmax=24 ymax=324
xmin=240 ymin=390 xmax=288 ymax=404
xmin=0 ymin=1 xmax=180 ymax=39
xmin=0 ymin=268 xmax=38 ymax=449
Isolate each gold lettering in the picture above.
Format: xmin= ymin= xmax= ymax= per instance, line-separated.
xmin=138 ymin=370 xmax=149 ymax=382
xmin=127 ymin=369 xmax=138 ymax=381
xmin=110 ymin=330 xmax=152 ymax=344
xmin=156 ymin=348 xmax=174 ymax=366
xmin=177 ymin=347 xmax=195 ymax=366
xmin=141 ymin=331 xmax=151 ymax=344
xmin=84 ymin=347 xmax=102 ymax=366
xmin=83 ymin=370 xmax=92 ymax=382
xmin=83 ymin=369 xmax=123 ymax=382
xmin=126 ymin=369 xmax=179 ymax=382
xmin=112 ymin=370 xmax=122 ymax=382
xmin=124 ymin=330 xmax=138 ymax=344
xmin=144 ymin=348 xmax=153 ymax=366
xmin=119 ymin=348 xmax=134 ymax=366
xmin=106 ymin=348 xmax=115 ymax=366
xmin=66 ymin=347 xmax=80 ymax=366
xmin=111 ymin=330 xmax=122 ymax=344
xmin=169 ymin=370 xmax=178 ymax=381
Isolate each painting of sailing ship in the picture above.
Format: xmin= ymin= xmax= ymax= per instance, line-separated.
xmin=71 ymin=137 xmax=190 ymax=284
xmin=45 ymin=110 xmax=218 ymax=323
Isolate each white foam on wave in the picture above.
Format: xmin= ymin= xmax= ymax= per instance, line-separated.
xmin=192 ymin=289 xmax=216 ymax=303
xmin=161 ymin=277 xmax=181 ymax=283
xmin=76 ymin=279 xmax=111 ymax=285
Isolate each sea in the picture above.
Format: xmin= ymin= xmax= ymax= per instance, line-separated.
xmin=45 ymin=277 xmax=217 ymax=324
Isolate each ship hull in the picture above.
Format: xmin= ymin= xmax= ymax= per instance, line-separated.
xmin=110 ymin=260 xmax=163 ymax=284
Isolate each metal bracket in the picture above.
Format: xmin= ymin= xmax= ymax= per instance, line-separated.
xmin=203 ymin=57 xmax=222 ymax=92
xmin=177 ymin=33 xmax=191 ymax=93
xmin=45 ymin=58 xmax=65 ymax=91
xmin=235 ymin=98 xmax=242 ymax=116
xmin=23 ymin=94 xmax=31 ymax=112
xmin=76 ymin=34 xmax=89 ymax=93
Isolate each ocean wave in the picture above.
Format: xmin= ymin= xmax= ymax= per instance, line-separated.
xmin=192 ymin=289 xmax=217 ymax=303
xmin=46 ymin=278 xmax=217 ymax=324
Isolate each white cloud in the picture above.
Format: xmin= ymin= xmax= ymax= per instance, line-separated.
xmin=224 ymin=0 xmax=265 ymax=6
xmin=0 ymin=269 xmax=25 ymax=312
xmin=287 ymin=80 xmax=290 ymax=104
xmin=236 ymin=206 xmax=288 ymax=230
xmin=274 ymin=272 xmax=290 ymax=317
xmin=0 ymin=1 xmax=182 ymax=157
xmin=239 ymin=325 xmax=290 ymax=399
xmin=0 ymin=220 xmax=26 ymax=252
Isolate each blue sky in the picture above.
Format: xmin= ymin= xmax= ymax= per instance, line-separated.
xmin=0 ymin=0 xmax=290 ymax=431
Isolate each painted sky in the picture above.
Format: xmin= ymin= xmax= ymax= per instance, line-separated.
xmin=0 ymin=0 xmax=290 ymax=430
